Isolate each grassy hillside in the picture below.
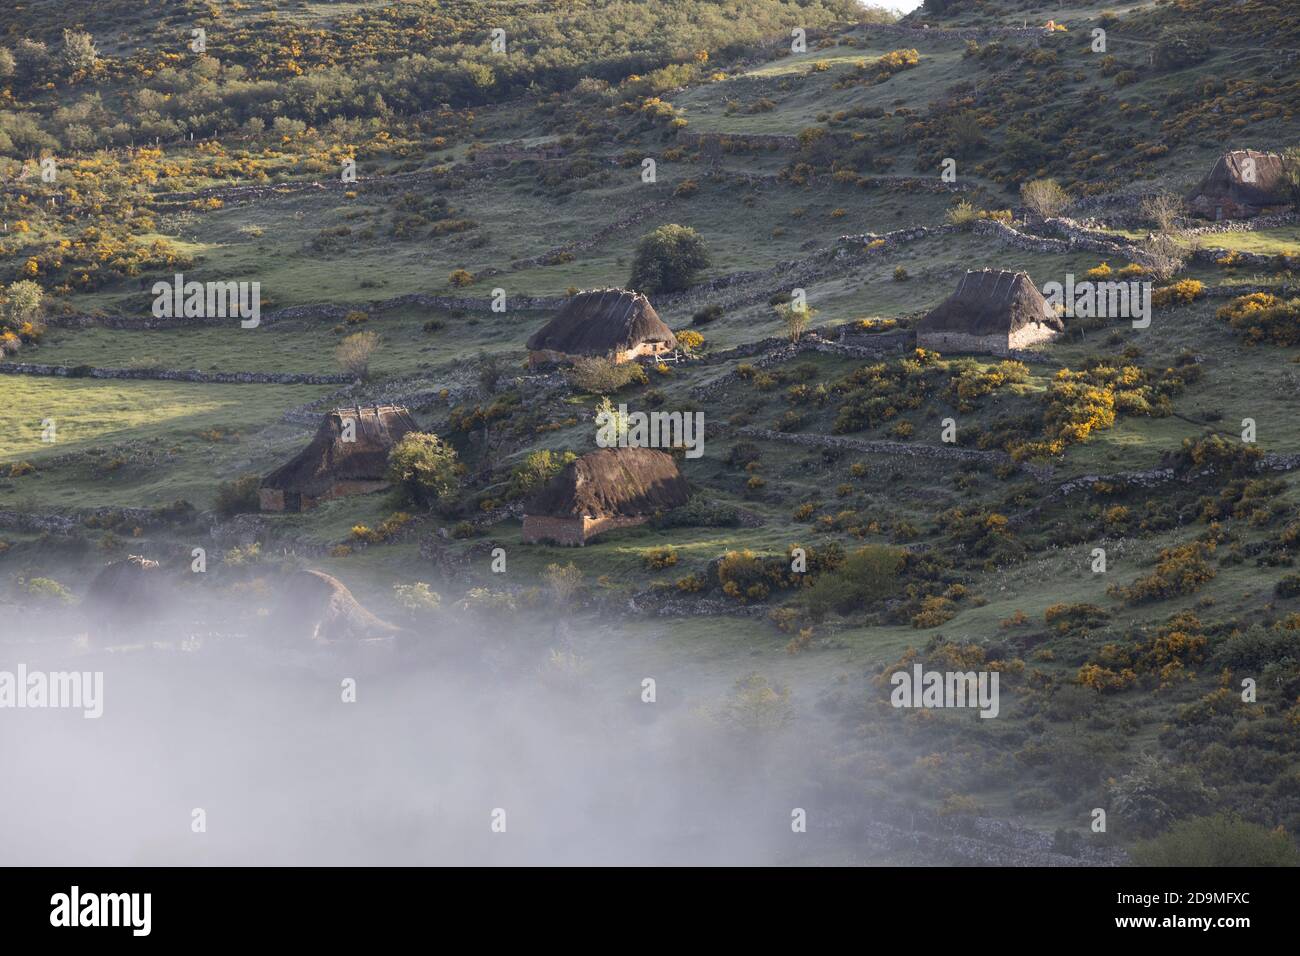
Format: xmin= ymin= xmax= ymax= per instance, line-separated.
xmin=2 ymin=0 xmax=1300 ymax=864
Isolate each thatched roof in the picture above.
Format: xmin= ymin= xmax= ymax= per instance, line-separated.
xmin=1191 ymin=150 xmax=1289 ymax=206
xmin=261 ymin=405 xmax=417 ymax=495
xmin=84 ymin=555 xmax=166 ymax=637
xmin=525 ymin=446 xmax=690 ymax=518
xmin=525 ymin=288 xmax=677 ymax=355
xmin=85 ymin=555 xmax=162 ymax=608
xmin=916 ymin=270 xmax=1062 ymax=336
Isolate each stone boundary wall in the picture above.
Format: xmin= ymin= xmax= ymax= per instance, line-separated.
xmin=1183 ymin=211 xmax=1297 ymax=235
xmin=865 ymin=23 xmax=1048 ymax=44
xmin=0 ymin=506 xmax=181 ymax=535
xmin=734 ymin=425 xmax=1035 ymax=472
xmin=1190 ymin=246 xmax=1297 ymax=269
xmin=691 ymin=332 xmax=914 ymax=398
xmin=0 ymin=362 xmax=350 ymax=385
xmin=837 ymin=223 xmax=953 ymax=251
xmin=1034 ymin=216 xmax=1297 ymax=270
xmin=977 ymin=218 xmax=1157 ymax=267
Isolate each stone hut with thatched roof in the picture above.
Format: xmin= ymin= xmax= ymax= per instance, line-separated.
xmin=915 ymin=270 xmax=1062 ymax=356
xmin=522 ymin=446 xmax=690 ymax=546
xmin=260 ymin=404 xmax=418 ymax=513
xmin=1188 ymin=150 xmax=1290 ymax=220
xmin=526 ymin=288 xmax=677 ymax=367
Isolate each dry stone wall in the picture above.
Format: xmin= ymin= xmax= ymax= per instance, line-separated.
xmin=0 ymin=362 xmax=350 ymax=385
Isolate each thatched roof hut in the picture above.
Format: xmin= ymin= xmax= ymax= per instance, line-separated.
xmin=260 ymin=404 xmax=417 ymax=512
xmin=523 ymin=446 xmax=690 ymax=545
xmin=526 ymin=289 xmax=677 ymax=365
xmin=916 ymin=270 xmax=1061 ymax=355
xmin=83 ymin=555 xmax=166 ymax=640
xmin=1189 ymin=150 xmax=1290 ymax=219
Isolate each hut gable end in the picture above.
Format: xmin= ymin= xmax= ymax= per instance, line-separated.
xmin=916 ymin=270 xmax=1061 ymax=338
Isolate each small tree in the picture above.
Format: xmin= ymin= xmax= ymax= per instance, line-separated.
xmin=1282 ymin=146 xmax=1300 ymax=206
xmin=775 ymin=301 xmax=816 ymax=342
xmin=214 ymin=474 xmax=261 ymax=517
xmin=1142 ymin=233 xmax=1188 ymax=282
xmin=508 ymin=449 xmax=575 ymax=497
xmin=476 ymin=350 xmax=504 ymax=393
xmin=543 ymin=562 xmax=583 ymax=605
xmin=1139 ymin=191 xmax=1186 ymax=233
xmin=594 ymin=395 xmax=629 ymax=444
xmin=2 ymin=279 xmax=44 ymax=330
xmin=60 ymin=30 xmax=98 ymax=75
xmin=387 ymin=432 xmax=461 ymax=509
xmin=1020 ymin=178 xmax=1070 ymax=219
xmin=629 ymin=224 xmax=711 ymax=294
xmin=336 ymin=331 xmax=378 ymax=379
xmin=945 ymin=199 xmax=979 ymax=229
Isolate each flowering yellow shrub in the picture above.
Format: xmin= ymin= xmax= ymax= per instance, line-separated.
xmin=1216 ymin=292 xmax=1300 ymax=345
xmin=1152 ymin=279 xmax=1204 ymax=309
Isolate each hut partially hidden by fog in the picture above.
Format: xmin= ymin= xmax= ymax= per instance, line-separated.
xmin=260 ymin=405 xmax=417 ymax=513
xmin=1188 ymin=150 xmax=1290 ymax=220
xmin=522 ymin=446 xmax=690 ymax=546
xmin=915 ymin=269 xmax=1062 ymax=357
xmin=526 ymin=288 xmax=677 ymax=367
xmin=84 ymin=554 xmax=165 ymax=639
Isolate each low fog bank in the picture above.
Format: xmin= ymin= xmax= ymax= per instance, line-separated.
xmin=0 ymin=592 xmax=878 ymax=866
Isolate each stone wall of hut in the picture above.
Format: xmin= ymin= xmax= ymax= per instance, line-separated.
xmin=522 ymin=513 xmax=648 ymax=545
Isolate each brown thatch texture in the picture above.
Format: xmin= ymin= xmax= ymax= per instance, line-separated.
xmin=1191 ymin=150 xmax=1289 ymax=207
xmin=525 ymin=288 xmax=677 ymax=354
xmin=267 ymin=570 xmax=398 ymax=643
xmin=526 ymin=446 xmax=689 ymax=518
xmin=915 ymin=270 xmax=1062 ymax=335
xmin=261 ymin=405 xmax=417 ymax=495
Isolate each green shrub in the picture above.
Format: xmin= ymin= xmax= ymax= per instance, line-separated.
xmin=567 ymin=356 xmax=647 ymax=394
xmin=214 ymin=474 xmax=261 ymax=517
xmin=805 ymin=545 xmax=904 ymax=619
xmin=628 ymin=224 xmax=711 ymax=294
xmin=387 ymin=432 xmax=462 ymax=508
xmin=1131 ymin=814 xmax=1298 ymax=866
xmin=26 ymin=576 xmax=73 ymax=604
